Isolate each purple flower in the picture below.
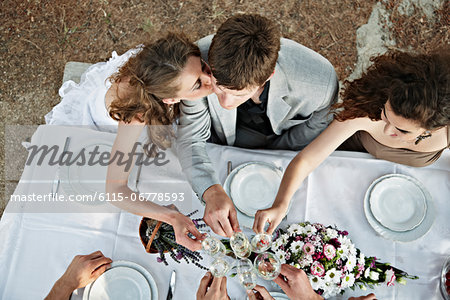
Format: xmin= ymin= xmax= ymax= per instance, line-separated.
xmin=295 ymin=236 xmax=303 ymax=241
xmin=156 ymin=257 xmax=163 ymax=263
xmin=176 ymin=252 xmax=183 ymax=260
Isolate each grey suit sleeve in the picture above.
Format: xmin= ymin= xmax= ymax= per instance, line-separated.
xmin=271 ymin=74 xmax=339 ymax=151
xmin=175 ymin=98 xmax=221 ymax=198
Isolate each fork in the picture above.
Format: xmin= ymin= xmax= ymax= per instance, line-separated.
xmin=51 ymin=137 xmax=71 ymax=199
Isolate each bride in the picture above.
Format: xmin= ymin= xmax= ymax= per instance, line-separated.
xmin=46 ymin=33 xmax=213 ymax=251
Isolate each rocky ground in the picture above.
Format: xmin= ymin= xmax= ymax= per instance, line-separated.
xmin=0 ymin=0 xmax=448 ymax=218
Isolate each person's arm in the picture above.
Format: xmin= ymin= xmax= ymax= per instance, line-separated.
xmin=45 ymin=251 xmax=112 ymax=300
xmin=176 ymin=99 xmax=240 ymax=237
xmin=106 ymin=121 xmax=204 ymax=250
xmin=253 ymin=119 xmax=363 ymax=234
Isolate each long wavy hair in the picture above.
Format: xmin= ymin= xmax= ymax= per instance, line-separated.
xmin=108 ymin=32 xmax=201 ymax=149
xmin=334 ymin=50 xmax=450 ymax=130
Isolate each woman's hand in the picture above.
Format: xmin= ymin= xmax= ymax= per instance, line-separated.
xmin=253 ymin=205 xmax=287 ymax=234
xmin=169 ymin=210 xmax=205 ymax=251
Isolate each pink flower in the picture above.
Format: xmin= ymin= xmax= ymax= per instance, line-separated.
xmin=385 ymin=268 xmax=396 ymax=286
xmin=323 ymin=244 xmax=336 ymax=260
xmin=355 ymin=263 xmax=365 ymax=279
xmin=303 ymin=242 xmax=315 ymax=255
xmin=311 ymin=261 xmax=325 ymax=277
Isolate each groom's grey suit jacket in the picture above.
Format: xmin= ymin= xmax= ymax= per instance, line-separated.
xmin=176 ymin=35 xmax=338 ymax=198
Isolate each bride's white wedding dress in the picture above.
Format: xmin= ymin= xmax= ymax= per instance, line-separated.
xmin=45 ymin=47 xmax=140 ymax=132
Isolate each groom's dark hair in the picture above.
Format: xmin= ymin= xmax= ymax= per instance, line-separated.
xmin=209 ymin=14 xmax=280 ymax=90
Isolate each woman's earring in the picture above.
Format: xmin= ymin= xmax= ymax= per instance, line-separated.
xmin=415 ymin=131 xmax=432 ymax=145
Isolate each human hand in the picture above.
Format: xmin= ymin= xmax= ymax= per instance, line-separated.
xmin=349 ymin=294 xmax=377 ymax=300
xmin=253 ymin=205 xmax=287 ymax=234
xmin=274 ymin=264 xmax=323 ymax=300
xmin=203 ymin=185 xmax=240 ymax=237
xmin=60 ymin=251 xmax=112 ymax=291
xmin=170 ymin=211 xmax=205 ymax=251
xmin=196 ymin=272 xmax=230 ymax=300
xmin=246 ymin=285 xmax=274 ymax=300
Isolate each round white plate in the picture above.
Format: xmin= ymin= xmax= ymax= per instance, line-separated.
xmin=83 ymin=261 xmax=158 ymax=300
xmin=60 ymin=140 xmax=112 ymax=202
xmin=270 ymin=292 xmax=289 ymax=300
xmin=223 ymin=162 xmax=284 ymax=228
xmin=369 ymin=176 xmax=427 ymax=231
xmin=364 ymin=174 xmax=435 ymax=242
xmin=88 ymin=266 xmax=150 ymax=300
xmin=230 ymin=163 xmax=283 ymax=217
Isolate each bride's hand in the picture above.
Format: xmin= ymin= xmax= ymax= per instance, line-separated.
xmin=253 ymin=205 xmax=287 ymax=235
xmin=168 ymin=210 xmax=205 ymax=251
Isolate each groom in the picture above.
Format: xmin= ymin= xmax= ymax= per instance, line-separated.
xmin=176 ymin=14 xmax=338 ymax=237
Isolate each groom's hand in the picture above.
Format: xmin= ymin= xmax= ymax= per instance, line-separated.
xmin=202 ymin=184 xmax=240 ymax=237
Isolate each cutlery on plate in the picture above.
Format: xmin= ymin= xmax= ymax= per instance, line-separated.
xmin=166 ymin=270 xmax=176 ymax=300
xmin=227 ymin=161 xmax=232 ymax=176
xmin=51 ymin=137 xmax=71 ymax=199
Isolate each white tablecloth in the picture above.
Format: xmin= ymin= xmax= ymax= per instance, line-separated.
xmin=0 ymin=125 xmax=449 ymax=300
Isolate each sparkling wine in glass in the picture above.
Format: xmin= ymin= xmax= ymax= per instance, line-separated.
xmin=201 ymin=233 xmax=226 ymax=257
xmin=209 ymin=253 xmax=233 ymax=277
xmin=254 ymin=252 xmax=281 ymax=280
xmin=251 ymin=233 xmax=273 ymax=253
xmin=237 ymin=258 xmax=257 ymax=290
xmin=230 ymin=232 xmax=251 ymax=258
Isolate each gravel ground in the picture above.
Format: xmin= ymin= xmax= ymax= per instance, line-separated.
xmin=1 ymin=0 xmax=448 ymax=218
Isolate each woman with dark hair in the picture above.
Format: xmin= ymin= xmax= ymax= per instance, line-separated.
xmin=253 ymin=50 xmax=449 ymax=234
xmin=46 ymin=33 xmax=213 ymax=250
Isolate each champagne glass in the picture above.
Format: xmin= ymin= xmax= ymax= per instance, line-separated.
xmin=251 ymin=233 xmax=272 ymax=253
xmin=254 ymin=252 xmax=281 ymax=280
xmin=230 ymin=232 xmax=251 ymax=258
xmin=209 ymin=252 xmax=234 ymax=277
xmin=201 ymin=233 xmax=226 ymax=257
xmin=237 ymin=258 xmax=257 ymax=290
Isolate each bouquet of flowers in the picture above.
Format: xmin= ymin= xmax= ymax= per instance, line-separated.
xmin=270 ymin=222 xmax=418 ymax=298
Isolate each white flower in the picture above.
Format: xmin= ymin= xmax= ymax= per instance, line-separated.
xmin=345 ymin=256 xmax=357 ymax=271
xmin=357 ymin=253 xmax=365 ymax=266
xmin=364 ymin=267 xmax=371 ymax=278
xmin=298 ymin=254 xmax=313 ymax=268
xmin=271 ymin=239 xmax=282 ymax=252
xmin=326 ymin=228 xmax=338 ymax=239
xmin=287 ymin=223 xmax=302 ymax=236
xmin=322 ymin=282 xmax=341 ymax=298
xmin=304 ymin=224 xmax=317 ymax=235
xmin=274 ymin=250 xmax=286 ymax=264
xmin=290 ymin=241 xmax=304 ymax=254
xmin=369 ymin=271 xmax=379 ymax=281
xmin=340 ymin=273 xmax=355 ymax=289
xmin=309 ymin=275 xmax=324 ymax=290
xmin=324 ymin=268 xmax=342 ymax=284
xmin=280 ymin=234 xmax=290 ymax=243
xmin=384 ymin=268 xmax=396 ymax=286
xmin=397 ymin=277 xmax=407 ymax=285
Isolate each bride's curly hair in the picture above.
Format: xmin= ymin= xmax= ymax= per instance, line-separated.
xmin=108 ymin=32 xmax=201 ymax=150
xmin=334 ymin=50 xmax=450 ymax=130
